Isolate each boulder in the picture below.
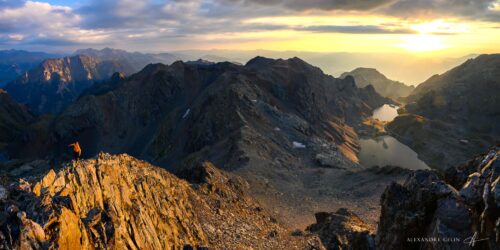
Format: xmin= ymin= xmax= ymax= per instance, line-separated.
xmin=307 ymin=208 xmax=375 ymax=250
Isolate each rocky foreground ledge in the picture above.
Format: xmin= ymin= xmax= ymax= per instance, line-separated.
xmin=0 ymin=148 xmax=499 ymax=249
xmin=0 ymin=153 xmax=322 ymax=249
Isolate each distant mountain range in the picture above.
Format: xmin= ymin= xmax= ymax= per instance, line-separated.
xmin=340 ymin=68 xmax=414 ymax=100
xmin=4 ymin=54 xmax=131 ymax=114
xmin=75 ymin=48 xmax=181 ymax=72
xmin=2 ymin=48 xmax=185 ymax=114
xmin=175 ymin=50 xmax=478 ymax=85
xmin=0 ymin=50 xmax=59 ymax=87
xmin=2 ymin=48 xmax=472 ymax=124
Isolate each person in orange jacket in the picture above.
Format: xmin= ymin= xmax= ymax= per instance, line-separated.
xmin=68 ymin=142 xmax=82 ymax=160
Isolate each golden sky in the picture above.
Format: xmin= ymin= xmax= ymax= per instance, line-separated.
xmin=191 ymin=16 xmax=499 ymax=57
xmin=0 ymin=0 xmax=498 ymax=57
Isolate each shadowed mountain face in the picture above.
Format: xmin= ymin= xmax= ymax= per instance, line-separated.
xmin=0 ymin=50 xmax=57 ymax=87
xmin=408 ymin=54 xmax=500 ymax=120
xmin=19 ymin=57 xmax=389 ymax=165
xmin=0 ymin=90 xmax=33 ymax=151
xmin=340 ymin=67 xmax=414 ymax=100
xmin=387 ymin=54 xmax=500 ymax=170
xmin=4 ymin=54 xmax=132 ymax=114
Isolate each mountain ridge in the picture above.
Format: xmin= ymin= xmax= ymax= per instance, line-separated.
xmin=340 ymin=67 xmax=414 ymax=100
xmin=0 ymin=49 xmax=58 ymax=87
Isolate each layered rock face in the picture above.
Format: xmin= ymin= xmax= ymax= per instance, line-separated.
xmin=0 ymin=153 xmax=318 ymax=249
xmin=376 ymin=147 xmax=500 ymax=250
xmin=341 ymin=68 xmax=414 ymax=100
xmin=0 ymin=90 xmax=33 ymax=152
xmin=387 ymin=54 xmax=500 ymax=170
xmin=4 ymin=54 xmax=131 ymax=114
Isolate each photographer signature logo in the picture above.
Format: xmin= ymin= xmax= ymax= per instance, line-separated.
xmin=407 ymin=232 xmax=489 ymax=247
xmin=463 ymin=232 xmax=488 ymax=247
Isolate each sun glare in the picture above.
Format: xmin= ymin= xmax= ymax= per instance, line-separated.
xmin=398 ymin=34 xmax=446 ymax=52
xmin=410 ymin=20 xmax=468 ymax=34
xmin=398 ymin=20 xmax=466 ymax=53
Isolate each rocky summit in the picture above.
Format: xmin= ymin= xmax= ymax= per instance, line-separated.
xmin=0 ymin=153 xmax=321 ymax=249
xmin=341 ymin=68 xmax=414 ymax=101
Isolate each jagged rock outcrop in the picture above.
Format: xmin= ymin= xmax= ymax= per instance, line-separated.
xmin=0 ymin=153 xmax=319 ymax=249
xmin=388 ymin=54 xmax=500 ymax=170
xmin=306 ymin=208 xmax=375 ymax=250
xmin=376 ymin=147 xmax=500 ymax=250
xmin=4 ymin=54 xmax=131 ymax=114
xmin=341 ymin=68 xmax=414 ymax=100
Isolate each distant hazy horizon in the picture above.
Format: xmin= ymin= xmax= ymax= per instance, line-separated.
xmin=2 ymin=47 xmax=477 ymax=86
xmin=170 ymin=49 xmax=478 ymax=85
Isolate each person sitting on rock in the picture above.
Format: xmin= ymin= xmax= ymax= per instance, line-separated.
xmin=68 ymin=141 xmax=82 ymax=161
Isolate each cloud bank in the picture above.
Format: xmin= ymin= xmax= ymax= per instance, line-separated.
xmin=0 ymin=0 xmax=498 ymax=51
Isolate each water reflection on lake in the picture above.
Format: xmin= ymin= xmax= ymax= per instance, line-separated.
xmin=373 ymin=104 xmax=399 ymax=122
xmin=359 ymin=135 xmax=429 ymax=170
